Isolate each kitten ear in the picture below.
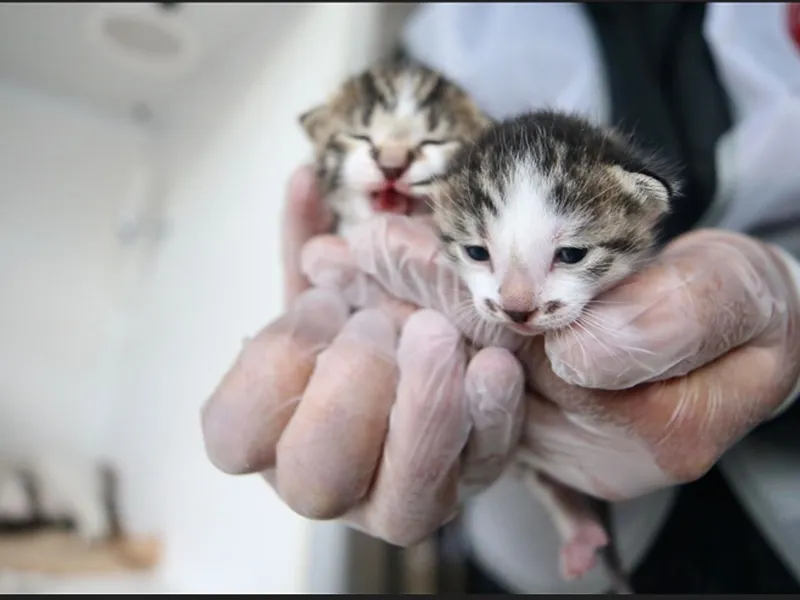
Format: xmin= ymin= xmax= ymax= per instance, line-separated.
xmin=298 ymin=104 xmax=332 ymax=144
xmin=608 ymin=165 xmax=672 ymax=216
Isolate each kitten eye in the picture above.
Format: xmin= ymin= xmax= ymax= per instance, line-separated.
xmin=419 ymin=139 xmax=455 ymax=149
xmin=555 ymin=247 xmax=588 ymax=264
xmin=464 ymin=245 xmax=491 ymax=262
xmin=345 ymin=133 xmax=372 ymax=144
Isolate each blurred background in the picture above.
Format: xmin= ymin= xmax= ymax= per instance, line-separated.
xmin=0 ymin=2 xmax=416 ymax=594
xmin=2 ymin=2 xmax=800 ymax=595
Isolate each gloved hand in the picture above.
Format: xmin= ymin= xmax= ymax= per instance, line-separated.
xmin=201 ymin=166 xmax=526 ymax=546
xmin=299 ymin=200 xmax=800 ymax=501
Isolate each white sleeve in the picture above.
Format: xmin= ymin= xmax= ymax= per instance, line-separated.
xmin=702 ymin=4 xmax=800 ymax=257
xmin=767 ymin=246 xmax=800 ymax=417
xmin=401 ymin=3 xmax=611 ymax=123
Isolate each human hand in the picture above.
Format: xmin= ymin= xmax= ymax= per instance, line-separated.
xmin=300 ymin=215 xmax=800 ymax=500
xmin=200 ymin=166 xmax=526 ymax=545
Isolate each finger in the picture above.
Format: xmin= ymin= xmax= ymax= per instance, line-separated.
xmin=353 ymin=310 xmax=469 ymax=546
xmin=545 ymin=229 xmax=791 ymax=389
xmin=302 ymin=233 xmax=420 ymax=327
xmin=626 ymin=338 xmax=798 ymax=484
xmin=201 ymin=288 xmax=349 ymax=474
xmin=460 ymin=347 xmax=526 ymax=495
xmin=276 ymin=309 xmax=399 ymax=520
xmin=348 ymin=215 xmax=459 ymax=310
xmin=282 ymin=166 xmax=334 ymax=306
xmin=528 ymin=320 xmax=796 ymax=486
xmin=346 ymin=216 xmax=520 ymax=349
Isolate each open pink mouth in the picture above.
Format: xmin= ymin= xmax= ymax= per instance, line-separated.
xmin=370 ymin=186 xmax=416 ymax=216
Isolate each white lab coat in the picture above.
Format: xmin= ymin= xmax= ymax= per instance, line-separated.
xmin=402 ymin=2 xmax=800 ymax=593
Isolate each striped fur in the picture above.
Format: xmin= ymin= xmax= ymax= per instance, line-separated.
xmin=298 ymin=55 xmax=490 ymax=236
xmin=422 ymin=110 xmax=680 ymax=333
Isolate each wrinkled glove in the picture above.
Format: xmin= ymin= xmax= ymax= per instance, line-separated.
xmin=300 ymin=200 xmax=800 ymax=501
xmin=201 ymin=167 xmax=525 ymax=546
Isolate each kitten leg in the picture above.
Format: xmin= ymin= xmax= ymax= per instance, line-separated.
xmin=521 ymin=469 xmax=610 ymax=581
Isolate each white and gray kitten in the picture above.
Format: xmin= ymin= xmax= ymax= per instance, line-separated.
xmin=424 ymin=109 xmax=677 ymax=337
xmin=422 ymin=110 xmax=680 ymax=592
xmin=298 ymin=55 xmax=490 ymax=236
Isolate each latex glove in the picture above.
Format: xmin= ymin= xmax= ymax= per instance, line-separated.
xmin=301 ymin=214 xmax=800 ymax=500
xmin=201 ymin=166 xmax=525 ymax=546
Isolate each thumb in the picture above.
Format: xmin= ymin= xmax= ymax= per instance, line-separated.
xmin=282 ymin=165 xmax=334 ymax=306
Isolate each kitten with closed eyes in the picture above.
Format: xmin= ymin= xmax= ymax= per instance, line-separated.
xmin=297 ymin=54 xmax=490 ymax=237
xmin=419 ymin=109 xmax=680 ymax=593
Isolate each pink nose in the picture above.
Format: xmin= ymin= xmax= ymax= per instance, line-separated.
xmin=379 ymin=166 xmax=406 ymax=180
xmin=372 ymin=146 xmax=412 ymax=181
xmin=502 ymin=309 xmax=534 ymax=324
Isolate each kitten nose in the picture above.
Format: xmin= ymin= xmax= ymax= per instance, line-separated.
xmin=502 ymin=309 xmax=534 ymax=324
xmin=380 ymin=166 xmax=406 ymax=181
xmin=373 ymin=145 xmax=412 ymax=181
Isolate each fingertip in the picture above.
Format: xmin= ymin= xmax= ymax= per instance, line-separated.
xmin=336 ymin=308 xmax=398 ymax=359
xmin=301 ymin=234 xmax=355 ymax=289
xmin=282 ymin=166 xmax=334 ymax=306
xmin=467 ymin=346 xmax=524 ymax=382
xmin=396 ymin=309 xmax=463 ymax=370
xmin=460 ymin=347 xmax=526 ymax=489
xmin=283 ymin=164 xmax=333 ymax=237
xmin=290 ymin=287 xmax=351 ymax=340
xmin=286 ymin=164 xmax=318 ymax=208
xmin=465 ymin=347 xmax=525 ymax=411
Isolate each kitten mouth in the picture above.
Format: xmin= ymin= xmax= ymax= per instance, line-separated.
xmin=370 ymin=187 xmax=416 ymax=216
xmin=508 ymin=322 xmax=539 ymax=335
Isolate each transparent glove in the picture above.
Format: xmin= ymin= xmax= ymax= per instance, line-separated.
xmin=201 ymin=167 xmax=525 ymax=546
xmin=300 ymin=212 xmax=800 ymax=500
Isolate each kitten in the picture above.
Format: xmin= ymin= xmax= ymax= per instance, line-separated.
xmin=421 ymin=109 xmax=679 ymax=592
xmin=426 ymin=109 xmax=675 ymax=336
xmin=297 ymin=55 xmax=490 ymax=237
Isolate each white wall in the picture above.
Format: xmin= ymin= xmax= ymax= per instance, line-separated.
xmin=111 ymin=3 xmax=388 ymax=594
xmin=0 ymin=82 xmax=146 ymax=461
xmin=0 ymin=3 xmax=405 ymax=594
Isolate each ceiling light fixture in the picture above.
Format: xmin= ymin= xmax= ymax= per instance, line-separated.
xmin=86 ymin=5 xmax=199 ymax=77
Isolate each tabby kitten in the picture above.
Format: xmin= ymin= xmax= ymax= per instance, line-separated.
xmin=298 ymin=55 xmax=490 ymax=236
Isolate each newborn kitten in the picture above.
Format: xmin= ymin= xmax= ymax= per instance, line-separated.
xmin=297 ymin=55 xmax=490 ymax=237
xmin=422 ymin=109 xmax=679 ymax=593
